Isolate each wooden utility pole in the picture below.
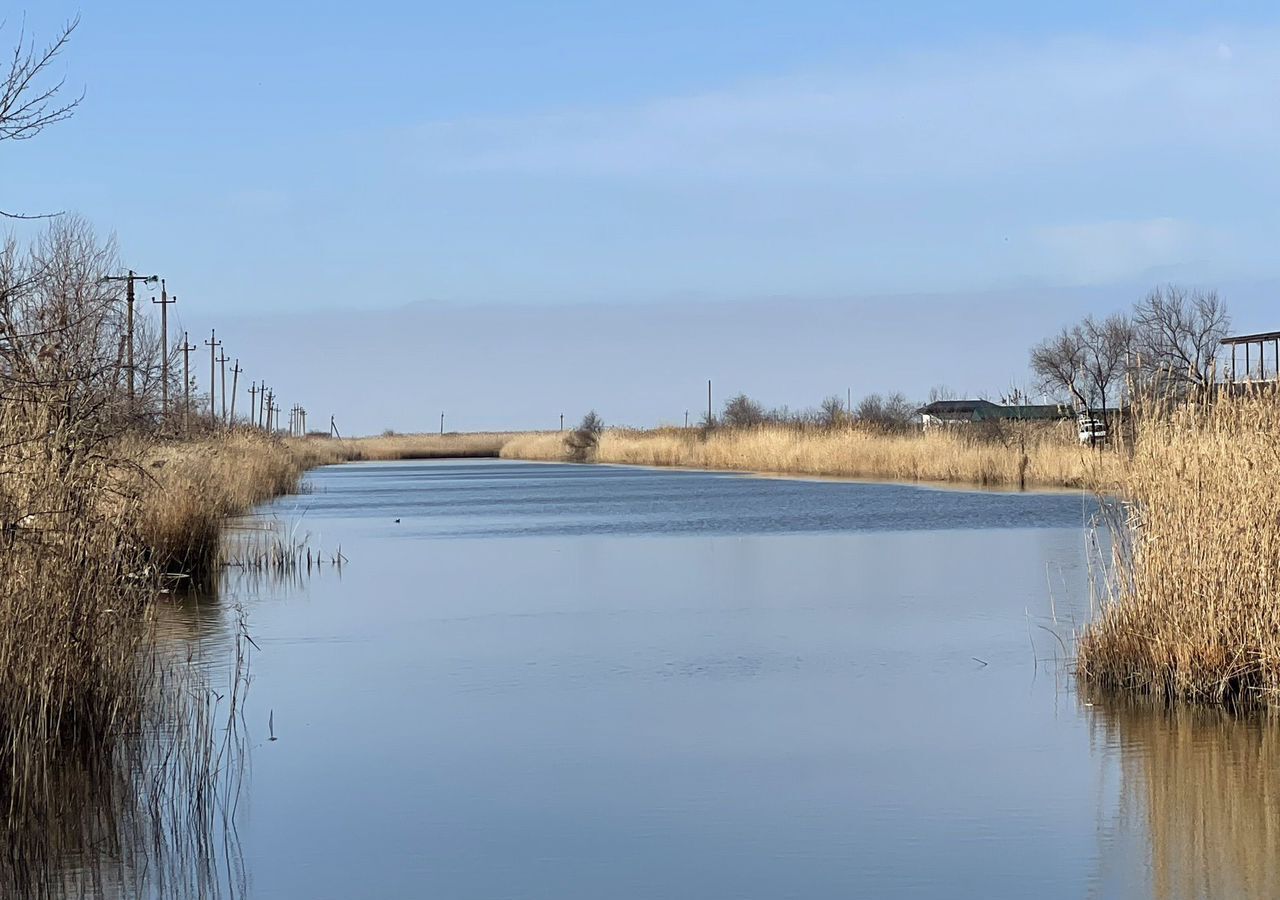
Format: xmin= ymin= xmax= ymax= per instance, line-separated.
xmin=101 ymin=270 xmax=158 ymax=413
xmin=126 ymin=273 xmax=135 ymax=406
xmin=204 ymin=329 xmax=221 ymax=429
xmin=707 ymin=379 xmax=713 ymax=428
xmin=179 ymin=331 xmax=197 ymax=434
xmin=229 ymin=360 xmax=242 ymax=424
xmin=248 ymin=382 xmax=258 ymax=427
xmin=560 ymin=414 xmax=564 ymax=432
xmin=152 ymin=282 xmax=175 ymax=420
xmin=685 ymin=410 xmax=689 ymax=428
xmin=216 ymin=349 xmax=230 ymax=424
xmin=440 ymin=411 xmax=445 ymax=435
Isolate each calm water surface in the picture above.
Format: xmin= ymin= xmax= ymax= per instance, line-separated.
xmin=163 ymin=460 xmax=1280 ymax=898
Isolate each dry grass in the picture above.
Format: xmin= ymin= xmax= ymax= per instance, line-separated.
xmin=1078 ymin=389 xmax=1280 ymax=705
xmin=503 ymin=423 xmax=1119 ymax=489
xmin=336 ymin=432 xmax=519 ymax=461
xmin=0 ymin=217 xmax=259 ymax=893
xmin=134 ymin=430 xmax=317 ymax=580
xmin=0 ymin=403 xmax=254 ymax=896
xmin=499 ymin=431 xmax=573 ymax=462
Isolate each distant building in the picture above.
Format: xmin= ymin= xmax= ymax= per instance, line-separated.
xmin=917 ymin=399 xmax=1073 ymax=430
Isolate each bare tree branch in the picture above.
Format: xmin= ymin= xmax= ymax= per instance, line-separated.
xmin=0 ymin=16 xmax=81 ymax=219
xmin=1133 ymin=284 xmax=1230 ymax=394
xmin=0 ymin=16 xmax=81 ymax=143
xmin=1030 ymin=314 xmax=1133 ymax=413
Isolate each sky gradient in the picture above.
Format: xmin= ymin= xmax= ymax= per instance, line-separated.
xmin=8 ymin=2 xmax=1280 ymax=432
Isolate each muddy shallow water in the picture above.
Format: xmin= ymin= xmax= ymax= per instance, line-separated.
xmin=124 ymin=460 xmax=1280 ymax=898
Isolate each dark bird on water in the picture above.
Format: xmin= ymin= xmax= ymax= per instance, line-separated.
xmin=394 ymin=518 xmax=401 ymax=523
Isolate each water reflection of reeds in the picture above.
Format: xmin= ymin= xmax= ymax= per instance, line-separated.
xmin=1089 ymin=694 xmax=1280 ymax=900
xmin=0 ymin=638 xmax=252 ymax=899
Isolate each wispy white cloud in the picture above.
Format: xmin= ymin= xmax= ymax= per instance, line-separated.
xmin=412 ymin=31 xmax=1280 ymax=182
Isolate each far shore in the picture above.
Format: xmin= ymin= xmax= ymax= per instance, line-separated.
xmin=307 ymin=424 xmax=1121 ymax=491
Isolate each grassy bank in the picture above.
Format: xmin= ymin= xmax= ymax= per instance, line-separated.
xmin=134 ymin=431 xmax=524 ymax=583
xmin=132 ymin=430 xmax=522 ymax=581
xmin=1078 ymin=391 xmax=1280 ymax=705
xmin=501 ymin=423 xmax=1119 ymax=489
xmin=136 ymin=431 xmax=329 ymax=580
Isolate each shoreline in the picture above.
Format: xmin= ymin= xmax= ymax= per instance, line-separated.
xmin=497 ymin=425 xmax=1118 ymax=492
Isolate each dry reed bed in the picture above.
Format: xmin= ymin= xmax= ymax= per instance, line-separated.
xmin=0 ymin=406 xmax=252 ymax=893
xmin=338 ymin=432 xmax=518 ymax=461
xmin=1078 ymin=391 xmax=1280 ymax=705
xmin=135 ymin=430 xmax=323 ymax=580
xmin=502 ymin=424 xmax=1117 ymax=489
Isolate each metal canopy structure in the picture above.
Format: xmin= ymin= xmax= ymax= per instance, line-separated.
xmin=1221 ymin=331 xmax=1280 ymax=382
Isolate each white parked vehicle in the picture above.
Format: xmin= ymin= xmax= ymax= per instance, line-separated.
xmin=1078 ymin=416 xmax=1108 ymax=445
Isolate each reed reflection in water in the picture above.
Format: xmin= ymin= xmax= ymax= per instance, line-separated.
xmin=0 ymin=595 xmax=257 ymax=900
xmin=1091 ymin=695 xmax=1280 ymax=900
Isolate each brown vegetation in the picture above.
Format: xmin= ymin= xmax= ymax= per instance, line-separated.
xmin=502 ymin=422 xmax=1117 ymax=489
xmin=136 ymin=430 xmax=321 ymax=580
xmin=0 ymin=213 xmax=261 ymax=891
xmin=333 ymin=431 xmax=517 ymax=461
xmin=1078 ymin=389 xmax=1280 ymax=705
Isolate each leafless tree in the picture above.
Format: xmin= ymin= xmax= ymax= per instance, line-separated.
xmin=819 ymin=394 xmax=846 ymax=427
xmin=855 ymin=392 xmax=915 ymax=430
xmin=1030 ymin=313 xmax=1133 ymax=415
xmin=0 ymin=16 xmax=80 ymax=218
xmin=1132 ymin=285 xmax=1229 ymax=395
xmin=0 ymin=216 xmax=127 ymax=417
xmin=721 ymin=393 xmax=767 ymax=428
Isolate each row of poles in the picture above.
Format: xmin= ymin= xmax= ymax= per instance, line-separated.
xmin=107 ymin=270 xmax=316 ymax=436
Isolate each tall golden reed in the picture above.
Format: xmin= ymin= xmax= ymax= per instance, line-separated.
xmin=135 ymin=430 xmax=323 ymax=580
xmin=1078 ymin=389 xmax=1280 ymax=704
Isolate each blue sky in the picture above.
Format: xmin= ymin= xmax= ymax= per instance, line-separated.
xmin=8 ymin=2 xmax=1280 ymax=432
